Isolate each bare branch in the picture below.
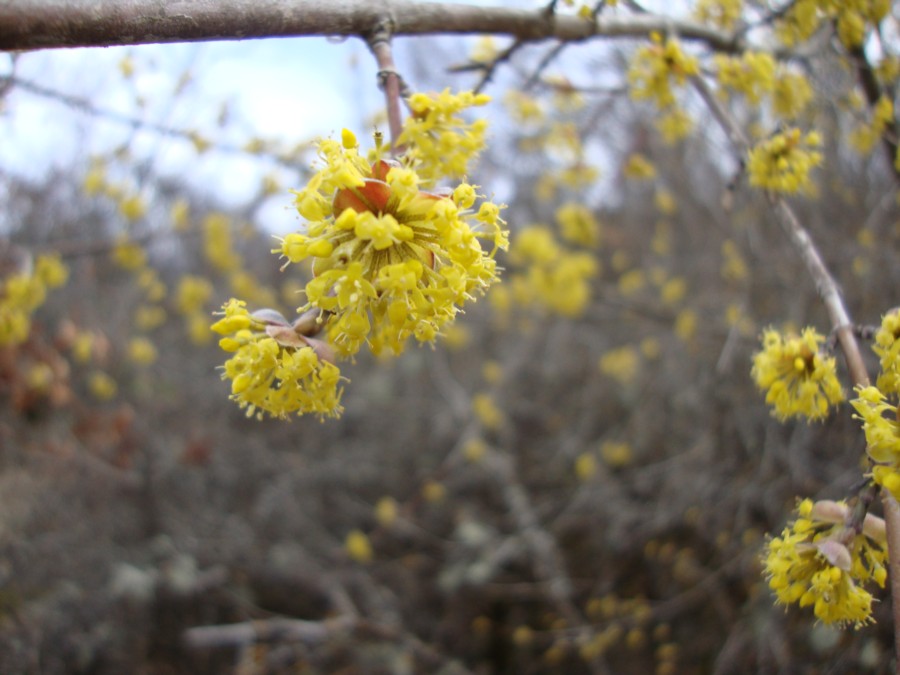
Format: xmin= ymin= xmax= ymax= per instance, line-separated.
xmin=0 ymin=0 xmax=743 ymax=52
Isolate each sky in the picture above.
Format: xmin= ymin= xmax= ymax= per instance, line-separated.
xmin=0 ymin=35 xmax=388 ymax=231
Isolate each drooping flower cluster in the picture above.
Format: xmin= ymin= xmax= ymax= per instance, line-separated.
xmin=751 ymin=327 xmax=844 ymax=421
xmin=693 ymin=0 xmax=744 ymax=29
xmin=279 ymin=128 xmax=506 ymax=358
xmin=764 ymin=499 xmax=887 ymax=627
xmin=873 ymin=309 xmax=900 ymax=395
xmin=175 ymin=275 xmax=215 ymax=345
xmin=715 ymin=52 xmax=776 ymax=105
xmin=0 ymin=253 xmax=69 ymax=347
xmin=506 ymin=224 xmax=598 ymax=318
xmin=628 ymin=33 xmax=699 ymax=142
xmin=775 ymin=0 xmax=890 ymax=48
xmin=851 ymin=386 xmax=900 ymax=500
xmin=850 ymin=95 xmax=894 ymax=156
xmin=211 ymin=299 xmax=344 ymax=420
xmin=747 ymin=128 xmax=822 ymax=194
xmin=628 ymin=33 xmax=700 ymax=109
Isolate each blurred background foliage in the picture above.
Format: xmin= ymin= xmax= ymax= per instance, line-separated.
xmin=2 ymin=2 xmax=900 ymax=672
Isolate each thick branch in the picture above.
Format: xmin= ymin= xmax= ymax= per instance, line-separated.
xmin=0 ymin=0 xmax=742 ymax=52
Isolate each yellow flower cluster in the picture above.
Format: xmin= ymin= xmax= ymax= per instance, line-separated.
xmin=211 ymin=299 xmax=343 ymax=420
xmin=693 ymin=0 xmax=744 ymax=29
xmin=628 ymin=34 xmax=700 ymax=109
xmin=720 ymin=239 xmax=748 ymax=283
xmin=397 ymin=89 xmax=491 ymax=184
xmin=851 ymin=386 xmax=900 ymax=499
xmin=747 ymin=128 xmax=822 ymax=194
xmin=0 ymin=253 xmax=69 ymax=347
xmin=751 ymin=327 xmax=843 ymax=421
xmin=776 ymin=0 xmax=889 ymax=48
xmin=873 ymin=309 xmax=900 ymax=394
xmin=599 ymin=345 xmax=640 ymax=385
xmin=555 ymin=203 xmax=601 ymax=248
xmin=850 ymin=95 xmax=894 ymax=155
xmin=127 ymin=336 xmax=158 ymax=366
xmin=507 ymin=225 xmax=598 ymax=318
xmin=112 ymin=237 xmax=147 ymax=271
xmin=764 ymin=499 xmax=887 ymax=627
xmin=622 ymin=153 xmax=657 ymax=180
xmin=715 ymin=51 xmax=776 ymax=105
xmin=280 ymin=129 xmax=506 ymax=358
xmin=176 ymin=275 xmax=215 ymax=345
xmin=628 ymin=34 xmax=699 ymax=142
xmin=203 ymin=213 xmax=242 ymax=273
xmin=772 ymin=70 xmax=814 ymax=120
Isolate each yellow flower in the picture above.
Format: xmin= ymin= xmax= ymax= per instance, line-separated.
xmin=112 ymin=237 xmax=147 ymax=271
xmin=628 ymin=34 xmax=699 ymax=109
xmin=34 ymin=254 xmax=69 ymax=289
xmin=175 ymin=275 xmax=214 ymax=316
xmin=134 ymin=305 xmax=167 ymax=331
xmin=763 ymin=499 xmax=886 ymax=627
xmin=751 ymin=327 xmax=843 ymax=421
xmin=851 ymin=385 xmax=900 ymax=499
xmin=211 ymin=299 xmax=344 ymax=420
xmin=715 ymin=51 xmax=776 ymax=104
xmin=203 ymin=213 xmax=242 ymax=273
xmin=118 ymin=194 xmax=147 ymax=221
xmin=473 ymin=392 xmax=504 ymax=430
xmin=127 ymin=337 xmax=158 ymax=366
xmin=873 ymin=309 xmax=900 ymax=394
xmin=600 ymin=441 xmax=633 ymax=468
xmin=599 ymin=345 xmax=640 ymax=385
xmin=555 ymin=203 xmax=601 ymax=247
xmin=345 ymin=529 xmax=373 ymax=564
xmin=374 ymin=496 xmax=399 ymax=527
xmin=89 ymin=370 xmax=117 ymax=401
xmin=463 ymin=437 xmax=488 ymax=463
xmin=422 ymin=480 xmax=447 ymax=503
xmin=574 ymin=452 xmax=597 ymax=481
xmin=281 ymin=129 xmax=506 ymax=358
xmin=747 ymin=128 xmax=822 ymax=194
xmin=623 ymin=153 xmax=657 ymax=180
xmin=693 ymin=0 xmax=743 ymax=29
xmin=398 ymin=89 xmax=491 ymax=184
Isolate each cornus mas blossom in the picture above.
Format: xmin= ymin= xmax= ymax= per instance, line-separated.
xmin=747 ymin=128 xmax=822 ymax=194
xmin=873 ymin=309 xmax=900 ymax=395
xmin=851 ymin=385 xmax=900 ymax=500
xmin=277 ymin=126 xmax=507 ymax=358
xmin=214 ymin=90 xmax=507 ymax=419
xmin=764 ymin=499 xmax=887 ymax=627
xmin=751 ymin=327 xmax=843 ymax=421
xmin=211 ymin=299 xmax=343 ymax=420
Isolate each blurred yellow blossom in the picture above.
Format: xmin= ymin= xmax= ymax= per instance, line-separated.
xmin=599 ymin=345 xmax=640 ymax=384
xmin=345 ymin=529 xmax=373 ymax=564
xmin=751 ymin=327 xmax=843 ymax=421
xmin=89 ymin=371 xmax=117 ymax=401
xmin=127 ymin=337 xmax=158 ymax=366
xmin=473 ymin=392 xmax=504 ymax=430
xmin=748 ymin=128 xmax=822 ymax=194
xmin=600 ymin=441 xmax=633 ymax=468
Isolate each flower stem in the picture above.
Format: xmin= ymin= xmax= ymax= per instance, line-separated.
xmin=366 ymin=19 xmax=405 ymax=154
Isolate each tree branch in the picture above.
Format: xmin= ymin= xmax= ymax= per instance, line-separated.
xmin=0 ymin=0 xmax=743 ymax=52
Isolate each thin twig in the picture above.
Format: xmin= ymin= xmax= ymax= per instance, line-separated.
xmin=366 ymin=19 xmax=406 ymax=152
